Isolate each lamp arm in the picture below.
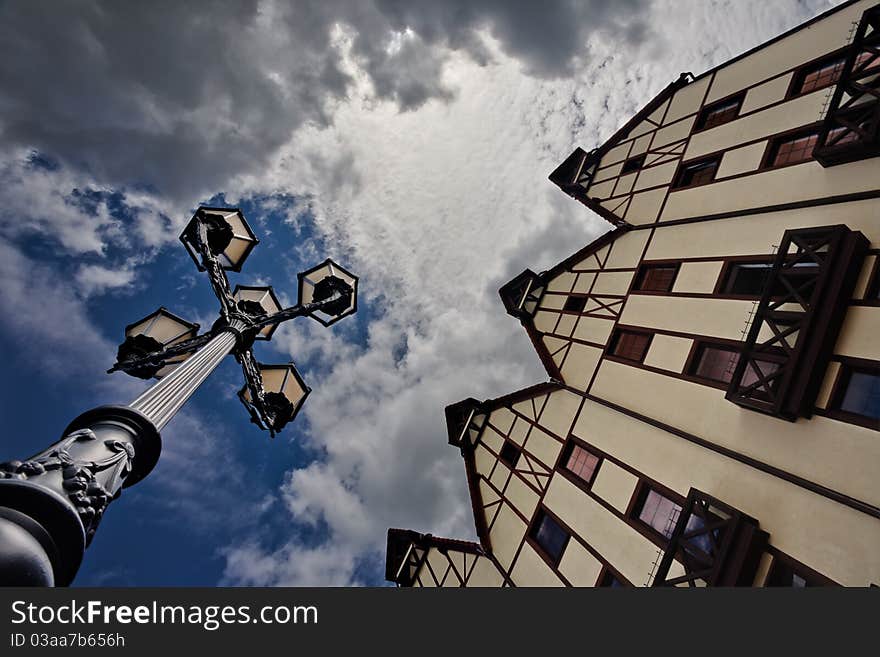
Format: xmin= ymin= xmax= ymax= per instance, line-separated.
xmin=236 ymin=348 xmax=276 ymax=437
xmin=193 ymin=218 xmax=236 ymax=319
xmin=108 ymin=332 xmax=214 ymax=374
xmin=250 ymin=289 xmax=346 ymax=331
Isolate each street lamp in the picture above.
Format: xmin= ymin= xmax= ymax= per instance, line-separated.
xmin=232 ymin=285 xmax=283 ymax=340
xmin=180 ymin=207 xmax=258 ymax=272
xmin=114 ymin=307 xmax=201 ymax=379
xmin=0 ymin=206 xmax=358 ymax=586
xmin=298 ymin=259 xmax=358 ymax=326
xmin=239 ymin=362 xmax=311 ymax=434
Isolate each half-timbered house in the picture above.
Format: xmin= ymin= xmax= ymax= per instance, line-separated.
xmin=387 ymin=0 xmax=880 ymax=587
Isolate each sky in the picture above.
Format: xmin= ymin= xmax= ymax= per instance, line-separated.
xmin=0 ymin=0 xmax=840 ymax=586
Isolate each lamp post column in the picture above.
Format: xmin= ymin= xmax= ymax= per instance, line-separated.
xmin=129 ymin=320 xmax=245 ymax=430
xmin=0 ymin=321 xmax=246 ymax=586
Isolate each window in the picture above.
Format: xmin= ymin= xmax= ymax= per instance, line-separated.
xmin=598 ymin=570 xmax=625 ymax=587
xmin=793 ymin=51 xmax=879 ymax=96
xmin=688 ymin=342 xmax=781 ymax=394
xmin=697 ymin=94 xmax=743 ymax=130
xmin=689 ymin=343 xmax=740 ymax=385
xmin=499 ymin=440 xmax=521 ymax=468
xmin=764 ymin=553 xmax=834 ymax=587
xmin=720 ymin=261 xmax=773 ymax=296
xmin=563 ymin=295 xmax=587 ymax=312
xmin=563 ymin=442 xmax=601 ymax=485
xmin=826 ymin=123 xmax=864 ymax=147
xmin=632 ymin=485 xmax=720 ymax=555
xmin=829 ymin=363 xmax=880 ymax=427
xmin=635 ymin=263 xmax=678 ymax=292
xmin=672 ymin=157 xmax=719 ymax=188
xmin=634 ymin=487 xmax=682 ymax=539
xmin=529 ymin=510 xmax=569 ymax=565
xmin=867 ymin=261 xmax=880 ymax=301
xmin=609 ymin=330 xmax=652 ymax=363
xmin=768 ymin=130 xmax=819 ymax=167
xmin=719 ymin=260 xmax=820 ymax=297
xmin=621 ymin=153 xmax=645 ymax=174
xmin=796 ymin=56 xmax=847 ymax=95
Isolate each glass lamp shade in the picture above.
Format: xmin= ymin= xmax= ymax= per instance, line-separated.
xmin=232 ymin=285 xmax=283 ymax=339
xmin=297 ymin=258 xmax=358 ymax=326
xmin=239 ymin=362 xmax=311 ymax=433
xmin=180 ymin=206 xmax=259 ymax=272
xmin=118 ymin=307 xmax=200 ymax=379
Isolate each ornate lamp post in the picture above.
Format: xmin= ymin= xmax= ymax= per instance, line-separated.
xmin=0 ymin=206 xmax=358 ymax=586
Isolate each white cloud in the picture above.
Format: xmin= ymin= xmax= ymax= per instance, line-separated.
xmin=75 ymin=263 xmax=137 ymax=297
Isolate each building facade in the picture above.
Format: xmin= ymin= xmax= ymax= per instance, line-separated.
xmin=386 ymin=0 xmax=880 ymax=587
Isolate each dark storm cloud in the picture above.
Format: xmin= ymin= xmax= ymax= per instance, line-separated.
xmin=0 ymin=0 xmax=649 ymax=199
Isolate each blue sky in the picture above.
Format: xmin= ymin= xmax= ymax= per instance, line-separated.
xmin=0 ymin=1 xmax=833 ymax=585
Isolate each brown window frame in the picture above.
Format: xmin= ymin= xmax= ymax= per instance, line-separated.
xmin=499 ymin=440 xmax=522 ymax=468
xmin=559 ymin=439 xmax=602 ymax=488
xmin=628 ymin=482 xmax=686 ymax=544
xmin=714 ymin=256 xmax=822 ymax=300
xmin=763 ymin=549 xmax=837 ymax=587
xmin=864 ymin=257 xmax=880 ymax=305
xmin=527 ymin=508 xmax=570 ymax=567
xmin=633 ymin=262 xmax=680 ymax=293
xmin=685 ymin=339 xmax=786 ymax=399
xmin=787 ymin=48 xmax=880 ymax=99
xmin=685 ymin=341 xmax=742 ymax=389
xmin=825 ymin=358 xmax=880 ymax=431
xmin=671 ymin=156 xmax=720 ymax=190
xmin=596 ymin=566 xmax=628 ymax=587
xmin=715 ymin=259 xmax=775 ymax=297
xmin=695 ymin=93 xmax=744 ymax=131
xmin=562 ymin=294 xmax=588 ymax=313
xmin=762 ymin=127 xmax=820 ymax=169
xmin=608 ymin=329 xmax=653 ymax=364
xmin=620 ymin=153 xmax=646 ymax=175
xmin=788 ymin=53 xmax=848 ymax=97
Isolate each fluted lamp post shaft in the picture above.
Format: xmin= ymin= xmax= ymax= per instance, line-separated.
xmin=0 ymin=206 xmax=358 ymax=586
xmin=130 ymin=325 xmax=241 ymax=430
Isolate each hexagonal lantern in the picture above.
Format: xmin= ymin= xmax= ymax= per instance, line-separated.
xmin=297 ymin=258 xmax=358 ymax=326
xmin=180 ymin=206 xmax=259 ymax=272
xmin=117 ymin=307 xmax=200 ymax=379
xmin=239 ymin=362 xmax=311 ymax=433
xmin=232 ymin=284 xmax=283 ymax=340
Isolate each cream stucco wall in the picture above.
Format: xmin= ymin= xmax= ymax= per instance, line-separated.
xmin=620 ymin=295 xmax=755 ymax=341
xmin=646 ymin=199 xmax=880 ymax=260
xmin=671 ymin=261 xmax=724 ymax=294
xmin=686 ymin=89 xmax=825 ymax=160
xmin=590 ymin=360 xmax=880 ymax=510
xmin=510 ymin=543 xmax=564 ymax=586
xmin=571 ymin=398 xmax=880 ymax=586
xmin=660 ymin=157 xmax=880 ymax=222
xmin=740 ymin=73 xmax=793 ymax=115
xmin=704 ymin=0 xmax=875 ymax=103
